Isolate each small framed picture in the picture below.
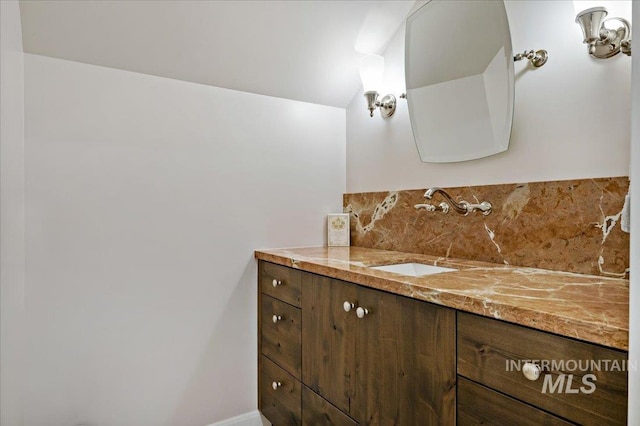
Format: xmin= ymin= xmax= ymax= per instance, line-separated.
xmin=327 ymin=213 xmax=350 ymax=247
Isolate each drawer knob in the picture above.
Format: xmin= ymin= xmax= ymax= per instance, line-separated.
xmin=272 ymin=315 xmax=282 ymax=323
xmin=356 ymin=307 xmax=369 ymax=319
xmin=272 ymin=381 xmax=282 ymax=390
xmin=272 ymin=279 xmax=282 ymax=287
xmin=343 ymin=301 xmax=355 ymax=312
xmin=522 ymin=362 xmax=541 ymax=381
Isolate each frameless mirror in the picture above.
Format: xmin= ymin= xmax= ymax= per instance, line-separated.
xmin=405 ymin=0 xmax=514 ymax=163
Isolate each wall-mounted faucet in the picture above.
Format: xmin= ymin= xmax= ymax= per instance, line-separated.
xmin=415 ymin=187 xmax=492 ymax=216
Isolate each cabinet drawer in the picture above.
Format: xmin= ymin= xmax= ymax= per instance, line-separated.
xmin=458 ymin=376 xmax=573 ymax=425
xmin=260 ymin=261 xmax=302 ymax=307
xmin=457 ymin=312 xmax=627 ymax=425
xmin=261 ymin=294 xmax=302 ymax=379
xmin=260 ymin=356 xmax=302 ymax=425
xmin=302 ymin=386 xmax=357 ymax=426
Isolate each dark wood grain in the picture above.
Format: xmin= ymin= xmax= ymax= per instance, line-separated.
xmin=261 ymin=294 xmax=302 ymax=379
xmin=261 ymin=355 xmax=302 ymax=425
xmin=457 ymin=376 xmax=574 ymax=425
xmin=457 ymin=312 xmax=627 ymax=425
xmin=302 ymin=386 xmax=358 ymax=426
xmin=302 ymin=274 xmax=357 ymax=414
xmin=353 ymin=287 xmax=456 ymax=425
xmin=261 ymin=262 xmax=302 ymax=307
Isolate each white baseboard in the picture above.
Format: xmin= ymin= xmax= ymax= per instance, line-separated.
xmin=207 ymin=410 xmax=270 ymax=426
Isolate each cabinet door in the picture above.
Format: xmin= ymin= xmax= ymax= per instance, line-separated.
xmin=302 ymin=274 xmax=357 ymax=414
xmin=261 ymin=294 xmax=302 ymax=378
xmin=302 ymin=386 xmax=358 ymax=426
xmin=457 ymin=376 xmax=573 ymax=426
xmin=261 ymin=261 xmax=302 ymax=307
xmin=260 ymin=356 xmax=302 ymax=425
xmin=353 ymin=287 xmax=456 ymax=425
xmin=458 ymin=312 xmax=627 ymax=425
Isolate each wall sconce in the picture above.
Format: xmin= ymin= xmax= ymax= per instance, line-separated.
xmin=574 ymin=6 xmax=631 ymax=58
xmin=359 ymin=54 xmax=399 ymax=118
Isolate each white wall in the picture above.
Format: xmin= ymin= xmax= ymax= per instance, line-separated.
xmin=0 ymin=1 xmax=26 ymax=425
xmin=346 ymin=0 xmax=631 ymax=192
xmin=24 ymin=54 xmax=345 ymax=426
xmin=628 ymin=1 xmax=639 ymax=422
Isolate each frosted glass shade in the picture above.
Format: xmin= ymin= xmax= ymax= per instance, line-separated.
xmin=359 ymin=54 xmax=384 ymax=93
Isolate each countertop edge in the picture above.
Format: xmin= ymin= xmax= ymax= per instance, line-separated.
xmin=255 ymin=248 xmax=629 ymax=352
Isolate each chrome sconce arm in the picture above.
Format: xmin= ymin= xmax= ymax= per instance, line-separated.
xmin=363 ymin=92 xmax=405 ymax=118
xmin=364 ymin=92 xmax=395 ymax=118
xmin=514 ymin=49 xmax=548 ymax=68
xmin=575 ymin=6 xmax=631 ymax=58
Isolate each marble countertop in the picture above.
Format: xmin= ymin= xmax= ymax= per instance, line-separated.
xmin=254 ymin=246 xmax=629 ymax=351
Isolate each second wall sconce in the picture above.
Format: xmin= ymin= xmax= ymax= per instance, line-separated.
xmin=359 ymin=54 xmax=402 ymax=118
xmin=575 ymin=6 xmax=631 ymax=58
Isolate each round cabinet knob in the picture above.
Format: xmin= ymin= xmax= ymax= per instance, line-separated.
xmin=343 ymin=301 xmax=355 ymax=312
xmin=356 ymin=307 xmax=369 ymax=319
xmin=272 ymin=381 xmax=282 ymax=390
xmin=272 ymin=315 xmax=282 ymax=323
xmin=272 ymin=279 xmax=282 ymax=287
xmin=522 ymin=362 xmax=541 ymax=381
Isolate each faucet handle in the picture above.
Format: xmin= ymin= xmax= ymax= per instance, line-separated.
xmin=415 ymin=203 xmax=437 ymax=211
xmin=414 ymin=202 xmax=449 ymax=214
xmin=461 ymin=201 xmax=492 ymax=216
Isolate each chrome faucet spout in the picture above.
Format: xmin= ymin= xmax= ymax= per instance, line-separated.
xmin=423 ymin=187 xmax=439 ymax=199
xmin=424 ymin=188 xmax=468 ymax=215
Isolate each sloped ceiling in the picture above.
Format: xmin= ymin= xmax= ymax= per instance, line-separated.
xmin=20 ymin=0 xmax=414 ymax=108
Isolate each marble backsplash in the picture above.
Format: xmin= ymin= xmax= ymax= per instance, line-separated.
xmin=344 ymin=177 xmax=630 ymax=277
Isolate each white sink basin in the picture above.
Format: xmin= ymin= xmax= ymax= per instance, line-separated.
xmin=369 ymin=262 xmax=457 ymax=277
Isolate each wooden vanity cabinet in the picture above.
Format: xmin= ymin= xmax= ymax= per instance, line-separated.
xmin=302 ymin=272 xmax=457 ymax=425
xmin=259 ymin=261 xmax=456 ymax=425
xmin=258 ymin=260 xmax=628 ymax=425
